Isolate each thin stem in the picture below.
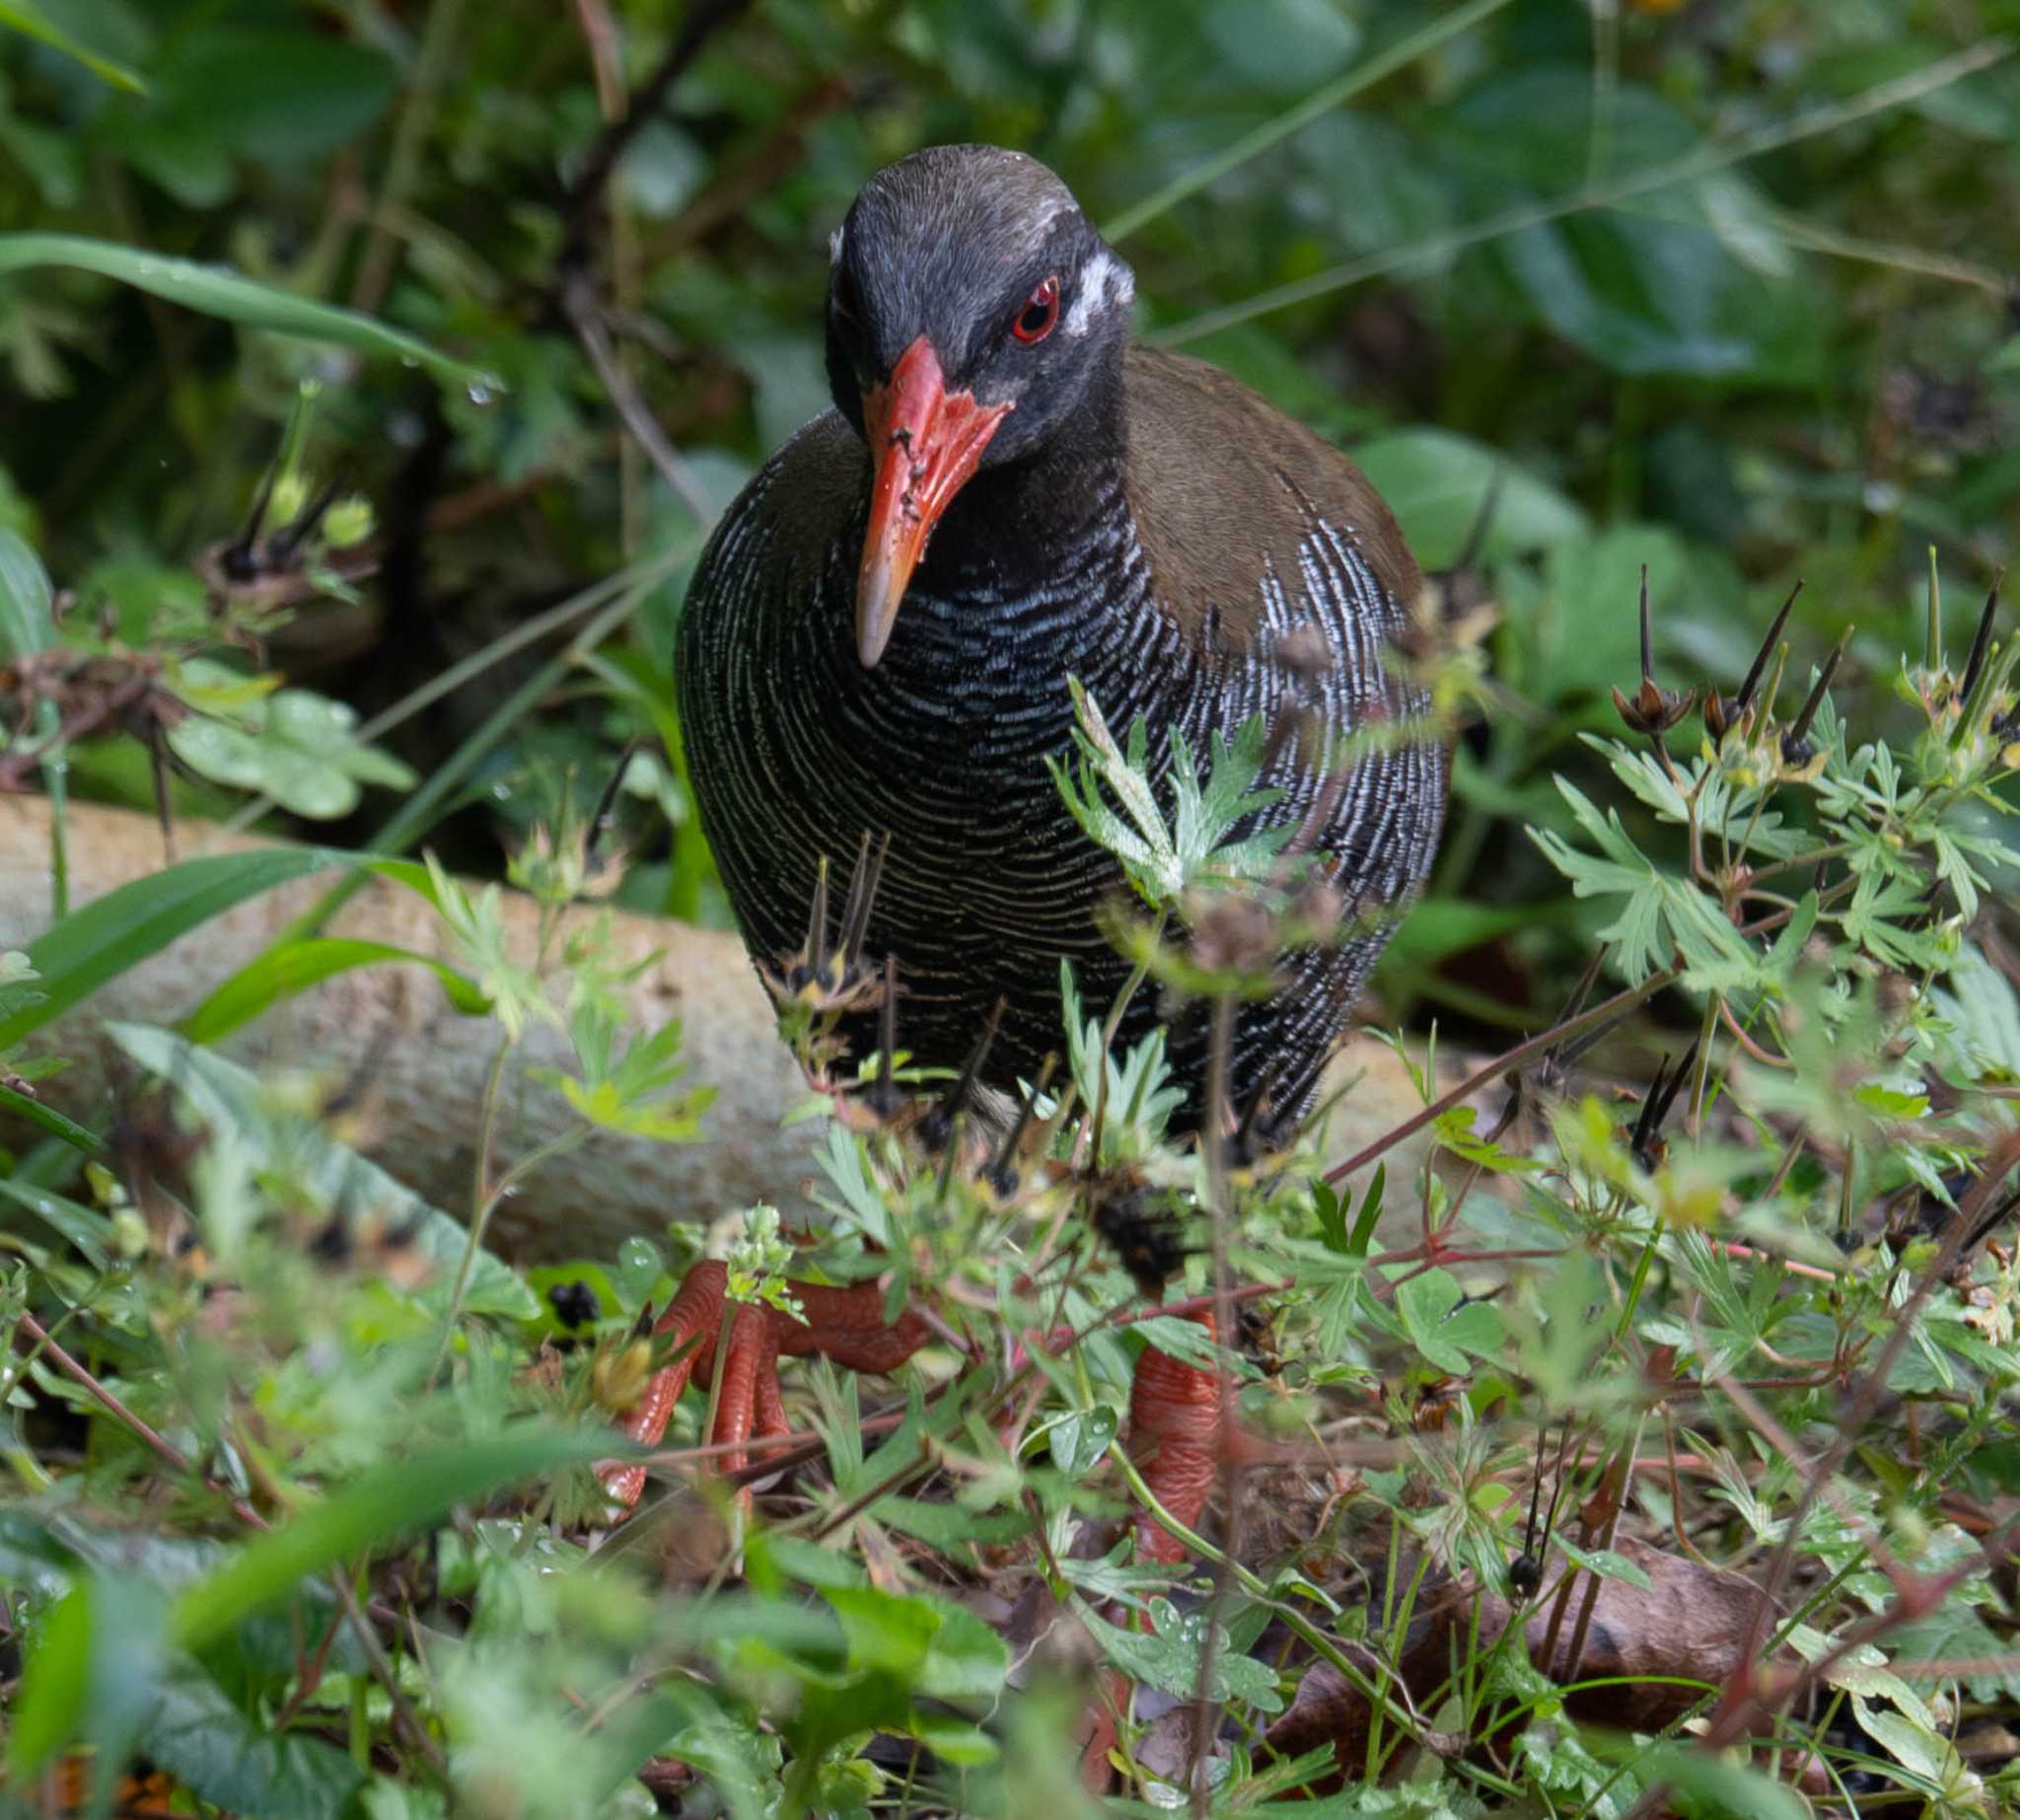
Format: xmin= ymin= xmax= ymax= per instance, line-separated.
xmin=1156 ymin=38 xmax=2011 ymax=345
xmin=1102 ymin=0 xmax=1516 ymax=240
xmin=1187 ymin=993 xmax=1239 ymax=1819
xmin=351 ymin=0 xmax=469 ymax=313
xmin=1105 ymin=1445 xmax=1524 ymax=1800
xmin=1322 ymin=972 xmax=1670 ymax=1186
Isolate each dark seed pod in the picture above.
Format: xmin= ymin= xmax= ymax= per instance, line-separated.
xmin=548 ymin=1279 xmax=602 ymax=1331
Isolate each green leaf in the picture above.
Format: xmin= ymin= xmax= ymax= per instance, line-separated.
xmin=0 ymin=1 xmax=145 ymax=92
xmin=0 ymin=235 xmax=496 ymax=389
xmin=1394 ymin=1268 xmax=1503 ymax=1375
xmin=168 ymin=1428 xmax=612 ymax=1654
xmin=181 ymin=938 xmax=491 ymax=1046
xmin=0 ymin=1082 xmax=102 ymax=1159
xmin=141 ymin=1660 xmax=364 ymax=1820
xmin=0 ymin=847 xmax=358 ymax=1050
xmin=168 ymin=666 xmax=416 ymax=819
xmin=0 ymin=525 xmax=53 ymax=659
xmin=1352 ymin=427 xmax=1587 ymax=564
xmin=1077 ymin=1598 xmax=1281 ymax=1712
xmin=532 ymin=1007 xmax=713 ymax=1144
xmin=1132 ymin=1314 xmax=1241 ymax=1376
xmin=0 ymin=1176 xmax=114 ymax=1265
xmin=9 ymin=1574 xmax=170 ymax=1801
xmin=1553 ymin=1537 xmax=1654 ymax=1589
xmin=106 ymin=1024 xmax=540 ymax=1319
xmin=142 ymin=28 xmax=393 ymax=165
xmin=9 ymin=1579 xmax=92 ymax=1776
xmin=1641 ymin=1742 xmax=1810 ymax=1819
xmin=1047 ymin=1404 xmax=1120 ymax=1479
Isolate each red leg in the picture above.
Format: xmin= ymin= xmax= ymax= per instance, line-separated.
xmin=601 ymin=1261 xmax=729 ymax=1508
xmin=1081 ymin=1313 xmax=1229 ymax=1791
xmin=1127 ymin=1312 xmax=1223 ymax=1565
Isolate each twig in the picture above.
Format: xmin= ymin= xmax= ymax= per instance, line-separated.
xmin=562 ymin=271 xmax=713 ymax=522
xmin=557 ymin=0 xmax=756 ymax=255
xmin=1187 ymin=993 xmax=1240 ymax=1817
xmin=352 ymin=0 xmax=471 ymax=314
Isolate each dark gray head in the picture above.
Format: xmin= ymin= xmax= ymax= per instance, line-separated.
xmin=825 ymin=145 xmax=1137 ymax=665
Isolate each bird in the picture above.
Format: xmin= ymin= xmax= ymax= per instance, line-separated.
xmin=676 ymin=142 xmax=1446 ymax=1144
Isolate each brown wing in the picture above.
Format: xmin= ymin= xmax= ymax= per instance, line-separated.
xmin=1119 ymin=343 xmax=1424 ymax=656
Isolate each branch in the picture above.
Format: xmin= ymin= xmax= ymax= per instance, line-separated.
xmin=558 ymin=0 xmax=756 ymax=257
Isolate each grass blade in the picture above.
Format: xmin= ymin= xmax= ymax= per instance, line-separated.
xmin=180 ymin=936 xmax=492 ymax=1045
xmin=168 ymin=1428 xmax=614 ymax=1654
xmin=0 ymin=234 xmax=496 ymax=389
xmin=0 ymin=847 xmax=360 ymax=1049
xmin=0 ymin=1 xmax=145 ymax=92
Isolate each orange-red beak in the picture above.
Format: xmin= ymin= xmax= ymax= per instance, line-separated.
xmin=856 ymin=335 xmax=1012 ymax=668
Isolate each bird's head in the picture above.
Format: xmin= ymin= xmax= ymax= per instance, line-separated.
xmin=826 ymin=144 xmax=1136 ymax=667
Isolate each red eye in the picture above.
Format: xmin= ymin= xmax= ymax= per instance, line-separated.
xmin=1012 ymin=275 xmax=1059 ymax=344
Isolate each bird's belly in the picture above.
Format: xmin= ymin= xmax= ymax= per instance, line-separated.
xmin=691 ymin=587 xmax=1140 ymax=1076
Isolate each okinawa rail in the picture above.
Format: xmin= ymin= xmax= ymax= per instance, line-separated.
xmin=677 ymin=144 xmax=1445 ymax=1135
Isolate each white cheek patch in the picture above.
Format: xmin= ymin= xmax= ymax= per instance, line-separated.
xmin=830 ymin=226 xmax=844 ymax=264
xmin=1063 ymin=247 xmax=1134 ymax=337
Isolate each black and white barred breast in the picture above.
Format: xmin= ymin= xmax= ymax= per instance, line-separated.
xmin=676 ymin=351 xmax=1445 ymax=1132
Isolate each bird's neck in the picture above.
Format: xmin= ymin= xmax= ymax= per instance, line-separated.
xmin=919 ymin=360 xmax=1133 ymax=596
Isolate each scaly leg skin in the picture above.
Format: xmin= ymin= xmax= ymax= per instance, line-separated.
xmin=599 ymin=1261 xmax=930 ymax=1511
xmin=1079 ymin=1313 xmax=1230 ymax=1790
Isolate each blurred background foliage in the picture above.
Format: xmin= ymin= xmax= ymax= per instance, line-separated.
xmin=2 ymin=0 xmax=2017 ymax=1039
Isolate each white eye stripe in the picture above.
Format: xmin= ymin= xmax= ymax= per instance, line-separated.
xmin=1062 ymin=248 xmax=1134 ymax=337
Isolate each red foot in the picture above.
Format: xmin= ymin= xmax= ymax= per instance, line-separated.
xmin=599 ymin=1261 xmax=930 ymax=1509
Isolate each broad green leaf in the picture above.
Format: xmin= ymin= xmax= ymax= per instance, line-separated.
xmin=0 ymin=235 xmax=496 ymax=389
xmin=1046 ymin=1404 xmax=1119 ymax=1479
xmin=1352 ymin=428 xmax=1587 ymax=564
xmin=0 ymin=1 xmax=144 ymax=91
xmin=181 ymin=937 xmax=491 ymax=1045
xmin=168 ymin=664 xmax=416 ymax=819
xmin=141 ymin=1660 xmax=364 ymax=1820
xmin=106 ymin=1024 xmax=540 ymax=1320
xmin=140 ymin=28 xmax=393 ymax=165
xmin=0 ymin=847 xmax=358 ymax=1049
xmin=1552 ymin=1537 xmax=1654 ymax=1589
xmin=1132 ymin=1314 xmax=1243 ymax=1376
xmin=10 ymin=1574 xmax=169 ymax=1800
xmin=1394 ymin=1268 xmax=1504 ymax=1375
xmin=1641 ymin=1743 xmax=1810 ymax=1819
xmin=866 ymin=1497 xmax=1031 ymax=1551
xmin=1076 ymin=1597 xmax=1281 ymax=1712
xmin=169 ymin=1428 xmax=612 ymax=1653
xmin=0 ymin=534 xmax=66 ymax=906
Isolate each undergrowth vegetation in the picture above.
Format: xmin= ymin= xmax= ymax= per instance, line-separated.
xmin=2 ymin=1 xmax=2019 ymax=1816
